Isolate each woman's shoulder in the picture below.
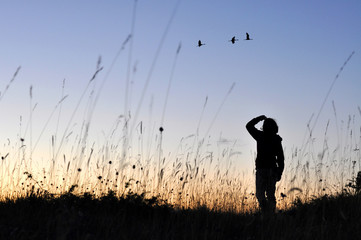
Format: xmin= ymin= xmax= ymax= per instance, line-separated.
xmin=276 ymin=135 xmax=282 ymax=141
xmin=264 ymin=133 xmax=282 ymax=142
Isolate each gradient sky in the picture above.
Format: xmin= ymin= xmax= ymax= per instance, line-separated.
xmin=0 ymin=1 xmax=360 ymax=174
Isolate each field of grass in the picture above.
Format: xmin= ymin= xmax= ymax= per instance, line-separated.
xmin=0 ymin=189 xmax=360 ymax=240
xmin=0 ymin=52 xmax=360 ymax=240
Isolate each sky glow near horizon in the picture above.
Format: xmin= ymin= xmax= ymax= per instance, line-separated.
xmin=0 ymin=1 xmax=360 ymax=178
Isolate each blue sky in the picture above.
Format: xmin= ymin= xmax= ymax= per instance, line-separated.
xmin=0 ymin=1 xmax=360 ymax=174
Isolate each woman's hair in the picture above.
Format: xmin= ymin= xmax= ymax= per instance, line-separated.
xmin=262 ymin=118 xmax=278 ymax=134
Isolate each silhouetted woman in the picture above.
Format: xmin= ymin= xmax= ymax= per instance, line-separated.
xmin=246 ymin=115 xmax=284 ymax=213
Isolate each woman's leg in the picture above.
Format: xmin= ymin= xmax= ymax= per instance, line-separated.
xmin=265 ymin=169 xmax=277 ymax=212
xmin=256 ymin=169 xmax=267 ymax=211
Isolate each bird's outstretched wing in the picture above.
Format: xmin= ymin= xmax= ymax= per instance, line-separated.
xmin=245 ymin=32 xmax=252 ymax=40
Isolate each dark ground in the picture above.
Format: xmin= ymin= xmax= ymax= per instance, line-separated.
xmin=0 ymin=191 xmax=360 ymax=240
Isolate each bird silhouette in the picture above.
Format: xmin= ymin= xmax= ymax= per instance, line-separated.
xmin=229 ymin=36 xmax=239 ymax=44
xmin=198 ymin=40 xmax=205 ymax=47
xmin=245 ymin=32 xmax=253 ymax=40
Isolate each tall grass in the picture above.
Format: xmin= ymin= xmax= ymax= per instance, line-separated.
xmin=0 ymin=72 xmax=359 ymax=213
xmin=0 ymin=1 xmax=358 ymax=214
xmin=0 ymin=48 xmax=359 ymax=213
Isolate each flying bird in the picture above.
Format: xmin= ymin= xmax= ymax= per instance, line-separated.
xmin=198 ymin=40 xmax=205 ymax=47
xmin=229 ymin=36 xmax=239 ymax=44
xmin=245 ymin=32 xmax=253 ymax=40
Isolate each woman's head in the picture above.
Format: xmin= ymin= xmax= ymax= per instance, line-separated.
xmin=263 ymin=118 xmax=278 ymax=134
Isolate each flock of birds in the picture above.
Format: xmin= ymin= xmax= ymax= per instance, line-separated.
xmin=197 ymin=32 xmax=253 ymax=47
